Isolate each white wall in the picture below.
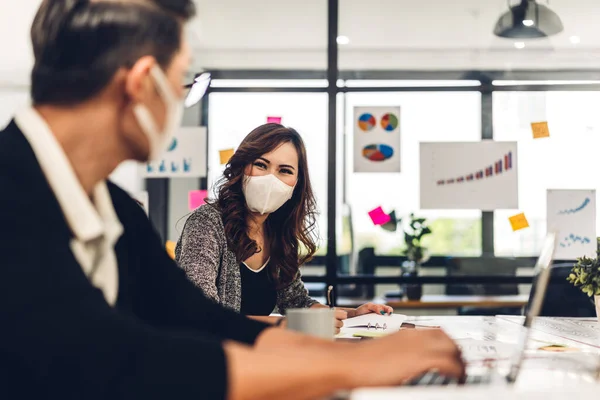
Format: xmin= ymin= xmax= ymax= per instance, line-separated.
xmin=0 ymin=89 xmax=30 ymax=129
xmin=0 ymin=1 xmax=37 ymax=88
xmin=109 ymin=161 xmax=144 ymax=195
xmin=168 ymin=102 xmax=203 ymax=242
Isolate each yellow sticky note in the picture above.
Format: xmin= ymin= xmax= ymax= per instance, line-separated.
xmin=352 ymin=331 xmax=387 ymax=339
xmin=538 ymin=344 xmax=579 ymax=353
xmin=219 ymin=148 xmax=235 ymax=165
xmin=531 ymin=121 xmax=550 ymax=139
xmin=509 ymin=213 xmax=530 ymax=231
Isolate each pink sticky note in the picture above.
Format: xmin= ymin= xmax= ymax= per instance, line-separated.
xmin=189 ymin=190 xmax=208 ymax=210
xmin=267 ymin=116 xmax=282 ymax=124
xmin=368 ymin=206 xmax=391 ymax=226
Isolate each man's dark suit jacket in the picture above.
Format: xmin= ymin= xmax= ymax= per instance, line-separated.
xmin=0 ymin=120 xmax=267 ymax=399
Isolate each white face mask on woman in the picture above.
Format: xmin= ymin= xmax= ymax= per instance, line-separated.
xmin=132 ymin=65 xmax=184 ymax=161
xmin=243 ymin=174 xmax=296 ymax=215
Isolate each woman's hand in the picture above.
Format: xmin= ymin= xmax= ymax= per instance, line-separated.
xmin=333 ymin=309 xmax=348 ymax=335
xmin=347 ymin=302 xmax=394 ymax=318
xmin=277 ymin=317 xmax=287 ymax=328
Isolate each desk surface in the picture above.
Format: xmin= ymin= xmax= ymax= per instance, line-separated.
xmin=314 ymin=295 xmax=530 ymax=309
xmin=383 ymin=294 xmax=530 ymax=309
xmin=350 ymin=316 xmax=600 ymax=399
xmin=312 ymin=296 xmax=372 ymax=308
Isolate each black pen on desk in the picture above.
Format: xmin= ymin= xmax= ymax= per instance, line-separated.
xmin=326 ymin=285 xmax=334 ymax=309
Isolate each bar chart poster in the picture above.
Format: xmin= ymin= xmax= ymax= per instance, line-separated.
xmin=547 ymin=189 xmax=596 ymax=260
xmin=420 ymin=141 xmax=518 ymax=210
xmin=142 ymin=127 xmax=207 ymax=178
xmin=353 ymin=106 xmax=401 ymax=173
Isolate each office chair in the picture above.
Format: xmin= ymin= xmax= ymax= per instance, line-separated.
xmin=524 ymin=262 xmax=596 ymax=317
xmin=445 ymin=256 xmax=522 ymax=316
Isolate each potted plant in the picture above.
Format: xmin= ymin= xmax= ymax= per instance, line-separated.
xmin=401 ymin=213 xmax=432 ymax=300
xmin=567 ymin=250 xmax=600 ymax=319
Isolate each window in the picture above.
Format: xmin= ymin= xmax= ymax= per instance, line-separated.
xmin=208 ymin=92 xmax=329 ymax=250
xmin=344 ymin=91 xmax=482 ymax=257
xmin=494 ymin=91 xmax=600 ymax=256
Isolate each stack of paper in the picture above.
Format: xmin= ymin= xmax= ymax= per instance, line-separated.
xmin=337 ymin=314 xmax=407 ymax=339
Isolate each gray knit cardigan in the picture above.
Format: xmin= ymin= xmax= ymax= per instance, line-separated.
xmin=175 ymin=204 xmax=318 ymax=315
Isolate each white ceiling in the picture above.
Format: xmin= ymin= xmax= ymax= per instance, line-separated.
xmin=191 ymin=0 xmax=600 ymax=70
xmin=192 ymin=0 xmax=600 ymax=49
xmin=2 ymin=0 xmax=600 ymax=87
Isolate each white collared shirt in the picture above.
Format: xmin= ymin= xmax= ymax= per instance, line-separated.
xmin=15 ymin=107 xmax=123 ymax=306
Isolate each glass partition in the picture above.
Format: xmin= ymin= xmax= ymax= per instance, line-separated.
xmin=344 ymin=91 xmax=482 ymax=259
xmin=493 ymin=91 xmax=600 ymax=256
xmin=208 ymin=92 xmax=329 ymax=250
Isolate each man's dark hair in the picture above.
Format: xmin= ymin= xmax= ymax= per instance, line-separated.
xmin=30 ymin=0 xmax=196 ymax=105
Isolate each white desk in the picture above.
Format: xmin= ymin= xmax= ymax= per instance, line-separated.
xmin=349 ymin=316 xmax=600 ymax=399
xmin=383 ymin=295 xmax=529 ymax=309
xmin=352 ymin=386 xmax=600 ymax=400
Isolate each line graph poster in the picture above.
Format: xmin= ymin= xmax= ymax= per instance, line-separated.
xmin=420 ymin=141 xmax=518 ymax=210
xmin=547 ymin=189 xmax=596 ymax=259
xmin=353 ymin=106 xmax=401 ymax=173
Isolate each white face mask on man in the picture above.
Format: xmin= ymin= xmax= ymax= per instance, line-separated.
xmin=132 ymin=65 xmax=184 ymax=161
xmin=243 ymin=174 xmax=296 ymax=215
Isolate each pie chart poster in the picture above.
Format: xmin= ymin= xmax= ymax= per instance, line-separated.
xmin=353 ymin=106 xmax=401 ymax=173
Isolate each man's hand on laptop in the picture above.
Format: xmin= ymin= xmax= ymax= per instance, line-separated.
xmin=349 ymin=328 xmax=466 ymax=387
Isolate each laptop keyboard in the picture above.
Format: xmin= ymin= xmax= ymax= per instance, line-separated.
xmin=406 ymin=371 xmax=492 ymax=386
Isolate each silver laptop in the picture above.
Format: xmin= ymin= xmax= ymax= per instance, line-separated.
xmin=409 ymin=232 xmax=558 ymax=386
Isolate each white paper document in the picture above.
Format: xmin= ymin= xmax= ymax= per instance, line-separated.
xmin=547 ymin=189 xmax=597 ymax=259
xmin=420 ymin=141 xmax=518 ymax=210
xmin=454 ymin=339 xmax=517 ymax=361
xmin=337 ymin=314 xmax=407 ymax=338
xmin=353 ymin=106 xmax=401 ymax=173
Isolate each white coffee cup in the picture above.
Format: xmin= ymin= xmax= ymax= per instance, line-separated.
xmin=286 ymin=308 xmax=336 ymax=340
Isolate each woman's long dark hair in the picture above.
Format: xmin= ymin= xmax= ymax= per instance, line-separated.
xmin=208 ymin=123 xmax=318 ymax=288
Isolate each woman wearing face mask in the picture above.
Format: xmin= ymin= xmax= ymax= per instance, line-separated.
xmin=175 ymin=124 xmax=392 ymax=331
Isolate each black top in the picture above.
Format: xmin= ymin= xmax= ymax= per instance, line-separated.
xmin=239 ymin=262 xmax=277 ymax=316
xmin=0 ymin=121 xmax=269 ymax=399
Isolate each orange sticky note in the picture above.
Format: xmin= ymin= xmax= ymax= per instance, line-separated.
xmin=219 ymin=148 xmax=235 ymax=165
xmin=165 ymin=241 xmax=176 ymax=260
xmin=509 ymin=213 xmax=530 ymax=231
xmin=531 ymin=121 xmax=550 ymax=139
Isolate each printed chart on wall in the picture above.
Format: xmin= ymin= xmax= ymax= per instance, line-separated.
xmin=353 ymin=106 xmax=401 ymax=173
xmin=547 ymin=189 xmax=596 ymax=259
xmin=142 ymin=127 xmax=207 ymax=178
xmin=420 ymin=141 xmax=518 ymax=210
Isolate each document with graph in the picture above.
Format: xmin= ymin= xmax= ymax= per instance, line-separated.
xmin=420 ymin=141 xmax=518 ymax=210
xmin=547 ymin=189 xmax=596 ymax=259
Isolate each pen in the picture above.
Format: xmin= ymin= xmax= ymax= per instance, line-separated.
xmin=326 ymin=285 xmax=334 ymax=309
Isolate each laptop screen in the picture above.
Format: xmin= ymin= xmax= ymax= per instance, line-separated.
xmin=525 ymin=232 xmax=558 ymax=327
xmin=506 ymin=232 xmax=557 ymax=382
